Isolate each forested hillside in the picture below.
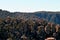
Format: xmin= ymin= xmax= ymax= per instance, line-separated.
xmin=0 ymin=9 xmax=60 ymax=24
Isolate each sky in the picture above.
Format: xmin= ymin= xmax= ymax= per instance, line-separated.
xmin=0 ymin=0 xmax=60 ymax=12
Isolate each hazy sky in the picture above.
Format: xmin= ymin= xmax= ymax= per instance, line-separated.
xmin=0 ymin=0 xmax=60 ymax=12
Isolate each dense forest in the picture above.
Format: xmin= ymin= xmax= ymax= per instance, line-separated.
xmin=0 ymin=9 xmax=60 ymax=40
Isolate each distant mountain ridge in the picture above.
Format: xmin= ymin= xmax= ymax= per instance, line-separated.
xmin=0 ymin=9 xmax=60 ymax=24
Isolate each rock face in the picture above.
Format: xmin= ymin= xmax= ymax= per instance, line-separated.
xmin=0 ymin=9 xmax=60 ymax=24
xmin=45 ymin=37 xmax=56 ymax=40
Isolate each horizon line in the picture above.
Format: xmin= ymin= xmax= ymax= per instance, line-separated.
xmin=0 ymin=9 xmax=60 ymax=13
